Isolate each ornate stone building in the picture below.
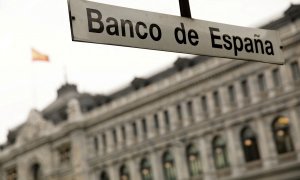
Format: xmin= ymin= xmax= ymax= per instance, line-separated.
xmin=1 ymin=4 xmax=300 ymax=180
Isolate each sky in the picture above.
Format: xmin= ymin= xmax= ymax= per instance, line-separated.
xmin=0 ymin=0 xmax=299 ymax=143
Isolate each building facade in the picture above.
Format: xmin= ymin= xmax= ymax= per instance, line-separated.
xmin=1 ymin=4 xmax=300 ymax=180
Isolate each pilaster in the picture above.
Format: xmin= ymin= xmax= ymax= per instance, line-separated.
xmin=226 ymin=127 xmax=244 ymax=177
xmin=256 ymin=118 xmax=277 ymax=169
xmin=199 ymin=136 xmax=216 ymax=180
xmin=71 ymin=130 xmax=89 ymax=180
xmin=248 ymin=75 xmax=259 ymax=104
xmin=158 ymin=111 xmax=166 ymax=135
xmin=192 ymin=96 xmax=203 ymax=122
xmin=168 ymin=105 xmax=180 ymax=131
xmin=146 ymin=114 xmax=156 ymax=139
xmin=181 ymin=101 xmax=191 ymax=127
xmin=150 ymin=151 xmax=164 ymax=180
xmin=220 ymin=86 xmax=230 ymax=114
xmin=289 ymin=108 xmax=300 ymax=160
xmin=172 ymin=142 xmax=189 ymax=180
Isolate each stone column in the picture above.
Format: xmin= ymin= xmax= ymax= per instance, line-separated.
xmin=126 ymin=123 xmax=134 ymax=146
xmin=199 ymin=136 xmax=216 ymax=180
xmin=158 ymin=110 xmax=166 ymax=135
xmin=181 ymin=101 xmax=191 ymax=127
xmin=220 ymin=86 xmax=230 ymax=114
xmin=71 ymin=130 xmax=89 ymax=180
xmin=106 ymin=130 xmax=114 ymax=153
xmin=150 ymin=151 xmax=164 ymax=180
xmin=207 ymin=92 xmax=216 ymax=118
xmin=281 ymin=64 xmax=294 ymax=92
xmin=256 ymin=118 xmax=277 ymax=169
xmin=136 ymin=119 xmax=145 ymax=143
xmin=17 ymin=157 xmax=29 ymax=180
xmin=226 ymin=127 xmax=244 ymax=177
xmin=146 ymin=114 xmax=156 ymax=139
xmin=265 ymin=69 xmax=275 ymax=98
xmin=192 ymin=96 xmax=203 ymax=122
xmin=234 ymin=81 xmax=244 ymax=109
xmin=108 ymin=163 xmax=118 ymax=180
xmin=289 ymin=108 xmax=300 ymax=160
xmin=98 ymin=133 xmax=105 ymax=156
xmin=248 ymin=75 xmax=259 ymax=104
xmin=172 ymin=142 xmax=189 ymax=180
xmin=168 ymin=105 xmax=180 ymax=131
xmin=67 ymin=99 xmax=82 ymax=121
xmin=87 ymin=136 xmax=97 ymax=159
xmin=128 ymin=158 xmax=141 ymax=180
xmin=117 ymin=125 xmax=124 ymax=150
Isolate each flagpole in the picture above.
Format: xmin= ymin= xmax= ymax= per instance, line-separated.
xmin=31 ymin=47 xmax=49 ymax=109
xmin=63 ymin=65 xmax=69 ymax=84
xmin=31 ymin=57 xmax=37 ymax=109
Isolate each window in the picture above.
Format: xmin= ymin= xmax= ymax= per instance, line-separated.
xmin=6 ymin=167 xmax=17 ymax=180
xmin=58 ymin=144 xmax=71 ymax=164
xmin=272 ymin=68 xmax=282 ymax=87
xmin=120 ymin=165 xmax=130 ymax=180
xmin=164 ymin=110 xmax=170 ymax=131
xmin=132 ymin=122 xmax=138 ymax=138
xmin=121 ymin=126 xmax=126 ymax=141
xmin=162 ymin=151 xmax=176 ymax=180
xmin=241 ymin=127 xmax=260 ymax=162
xmin=212 ymin=136 xmax=229 ymax=169
xmin=31 ymin=163 xmax=42 ymax=180
xmin=142 ymin=118 xmax=147 ymax=135
xmin=94 ymin=136 xmax=99 ymax=152
xmin=154 ymin=114 xmax=159 ymax=132
xmin=187 ymin=101 xmax=194 ymax=119
xmin=257 ymin=73 xmax=266 ymax=92
xmin=113 ymin=129 xmax=117 ymax=145
xmin=291 ymin=61 xmax=300 ymax=81
xmin=213 ymin=91 xmax=220 ymax=108
xmin=241 ymin=80 xmax=249 ymax=98
xmin=100 ymin=171 xmax=109 ymax=180
xmin=272 ymin=116 xmax=294 ymax=154
xmin=201 ymin=96 xmax=208 ymax=114
xmin=176 ymin=104 xmax=182 ymax=121
xmin=228 ymin=85 xmax=236 ymax=105
xmin=186 ymin=144 xmax=202 ymax=177
xmin=102 ymin=133 xmax=107 ymax=151
xmin=140 ymin=158 xmax=153 ymax=180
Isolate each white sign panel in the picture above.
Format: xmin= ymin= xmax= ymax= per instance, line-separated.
xmin=68 ymin=0 xmax=284 ymax=64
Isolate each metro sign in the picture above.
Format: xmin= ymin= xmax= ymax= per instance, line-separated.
xmin=68 ymin=0 xmax=284 ymax=64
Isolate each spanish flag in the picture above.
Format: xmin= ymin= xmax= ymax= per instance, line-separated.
xmin=32 ymin=48 xmax=49 ymax=62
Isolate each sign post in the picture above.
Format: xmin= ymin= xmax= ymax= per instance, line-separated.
xmin=179 ymin=0 xmax=192 ymax=18
xmin=68 ymin=0 xmax=284 ymax=64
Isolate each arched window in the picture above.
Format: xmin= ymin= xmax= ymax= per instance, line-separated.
xmin=140 ymin=158 xmax=153 ymax=180
xmin=31 ymin=163 xmax=42 ymax=180
xmin=212 ymin=136 xmax=229 ymax=169
xmin=186 ymin=144 xmax=202 ymax=177
xmin=100 ymin=171 xmax=109 ymax=180
xmin=120 ymin=165 xmax=130 ymax=180
xmin=272 ymin=116 xmax=294 ymax=154
xmin=241 ymin=127 xmax=260 ymax=162
xmin=162 ymin=151 xmax=177 ymax=180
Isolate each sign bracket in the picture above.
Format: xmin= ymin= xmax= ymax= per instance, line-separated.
xmin=179 ymin=0 xmax=192 ymax=18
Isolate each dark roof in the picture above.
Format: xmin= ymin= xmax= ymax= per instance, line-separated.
xmin=261 ymin=4 xmax=300 ymax=29
xmin=42 ymin=83 xmax=109 ymax=124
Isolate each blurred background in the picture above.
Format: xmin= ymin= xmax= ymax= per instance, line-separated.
xmin=0 ymin=0 xmax=300 ymax=180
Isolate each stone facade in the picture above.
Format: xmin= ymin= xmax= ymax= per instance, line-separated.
xmin=1 ymin=4 xmax=300 ymax=180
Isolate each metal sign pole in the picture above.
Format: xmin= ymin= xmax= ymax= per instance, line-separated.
xmin=179 ymin=0 xmax=192 ymax=18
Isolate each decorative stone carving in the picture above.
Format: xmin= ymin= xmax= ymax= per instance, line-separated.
xmin=67 ymin=98 xmax=82 ymax=121
xmin=17 ymin=109 xmax=54 ymax=144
